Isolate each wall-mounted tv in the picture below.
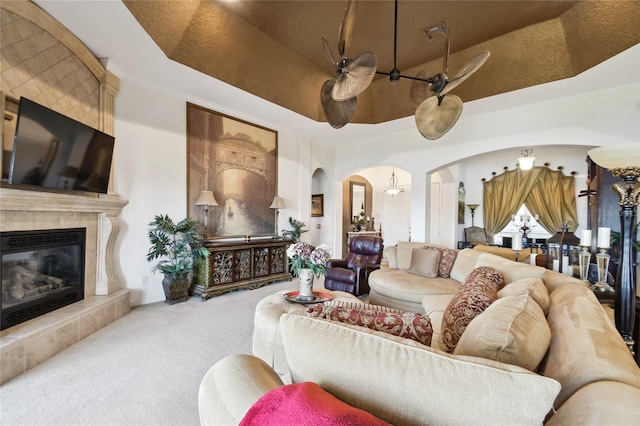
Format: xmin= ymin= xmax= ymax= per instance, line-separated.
xmin=8 ymin=97 xmax=115 ymax=194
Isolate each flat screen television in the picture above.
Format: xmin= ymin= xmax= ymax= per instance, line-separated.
xmin=8 ymin=97 xmax=115 ymax=194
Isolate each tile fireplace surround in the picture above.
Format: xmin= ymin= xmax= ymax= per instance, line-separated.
xmin=0 ymin=187 xmax=130 ymax=385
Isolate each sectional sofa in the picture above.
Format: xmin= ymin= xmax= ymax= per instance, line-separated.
xmin=198 ymin=241 xmax=640 ymax=425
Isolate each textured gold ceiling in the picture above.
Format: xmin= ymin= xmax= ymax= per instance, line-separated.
xmin=123 ymin=0 xmax=639 ymax=125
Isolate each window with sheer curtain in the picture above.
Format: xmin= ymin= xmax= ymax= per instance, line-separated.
xmin=482 ymin=167 xmax=578 ymax=239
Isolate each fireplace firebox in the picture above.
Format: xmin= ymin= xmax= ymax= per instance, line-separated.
xmin=1 ymin=228 xmax=85 ymax=330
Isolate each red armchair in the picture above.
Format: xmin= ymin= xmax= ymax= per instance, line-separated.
xmin=324 ymin=236 xmax=384 ymax=297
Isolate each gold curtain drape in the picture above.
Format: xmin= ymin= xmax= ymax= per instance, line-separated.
xmin=483 ymin=167 xmax=578 ymax=238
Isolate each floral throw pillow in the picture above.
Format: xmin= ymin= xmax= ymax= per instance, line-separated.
xmin=325 ymin=301 xmax=403 ymax=313
xmin=437 ymin=248 xmax=458 ymax=278
xmin=441 ymin=266 xmax=505 ymax=353
xmin=306 ymin=304 xmax=433 ymax=346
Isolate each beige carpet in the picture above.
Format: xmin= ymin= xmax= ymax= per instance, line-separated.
xmin=0 ymin=279 xmax=299 ymax=426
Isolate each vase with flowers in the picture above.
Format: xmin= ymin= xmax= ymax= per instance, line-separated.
xmin=286 ymin=241 xmax=332 ymax=301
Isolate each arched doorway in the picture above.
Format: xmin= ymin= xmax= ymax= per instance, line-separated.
xmin=340 ymin=166 xmax=411 ymax=255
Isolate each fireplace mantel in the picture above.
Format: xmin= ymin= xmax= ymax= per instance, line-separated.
xmin=1 ymin=186 xmax=129 ymax=295
xmin=0 ymin=187 xmax=128 ymax=215
xmin=0 ymin=186 xmax=130 ymax=384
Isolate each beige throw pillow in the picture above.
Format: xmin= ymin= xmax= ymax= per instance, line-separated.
xmin=407 ymin=248 xmax=440 ymax=278
xmin=280 ymin=314 xmax=561 ymax=426
xmin=454 ymin=294 xmax=552 ymax=371
xmin=498 ymin=277 xmax=550 ymax=315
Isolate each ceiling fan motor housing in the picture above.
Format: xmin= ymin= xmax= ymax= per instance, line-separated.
xmin=389 ymin=67 xmax=401 ymax=82
xmin=430 ymin=73 xmax=448 ymax=93
xmin=338 ymin=57 xmax=352 ymax=74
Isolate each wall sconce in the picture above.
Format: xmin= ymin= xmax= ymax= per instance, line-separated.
xmin=518 ymin=149 xmax=536 ymax=171
xmin=269 ymin=196 xmax=286 ymax=238
xmin=384 ymin=168 xmax=404 ymax=196
xmin=588 ymin=143 xmax=640 ymax=354
xmin=195 ymin=190 xmax=218 ymax=240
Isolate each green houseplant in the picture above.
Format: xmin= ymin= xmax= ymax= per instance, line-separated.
xmin=281 ymin=217 xmax=308 ymax=242
xmin=146 ymin=214 xmax=210 ymax=304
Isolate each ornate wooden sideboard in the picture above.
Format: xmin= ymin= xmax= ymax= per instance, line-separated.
xmin=192 ymin=238 xmax=292 ymax=300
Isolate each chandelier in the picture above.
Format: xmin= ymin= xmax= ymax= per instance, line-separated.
xmin=384 ymin=168 xmax=404 ymax=195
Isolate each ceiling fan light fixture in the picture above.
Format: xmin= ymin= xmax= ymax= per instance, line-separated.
xmin=518 ymin=149 xmax=536 ymax=170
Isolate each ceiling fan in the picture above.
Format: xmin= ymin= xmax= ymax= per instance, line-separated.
xmin=320 ymin=0 xmax=490 ymax=139
xmin=320 ymin=0 xmax=377 ymax=129
xmin=375 ymin=0 xmax=490 ymax=140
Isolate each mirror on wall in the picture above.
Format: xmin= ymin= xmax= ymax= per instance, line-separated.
xmin=350 ymin=182 xmax=365 ymax=223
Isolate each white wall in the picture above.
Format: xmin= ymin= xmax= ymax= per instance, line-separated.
xmin=111 ymin=75 xmax=638 ymax=306
xmin=113 ymin=80 xmax=314 ymax=305
xmin=332 ymin=84 xmax=640 ymax=245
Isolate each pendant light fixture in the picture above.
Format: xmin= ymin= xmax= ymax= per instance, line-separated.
xmin=518 ymin=149 xmax=536 ymax=171
xmin=384 ymin=168 xmax=404 ymax=195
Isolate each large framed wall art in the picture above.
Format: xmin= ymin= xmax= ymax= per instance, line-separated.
xmin=187 ymin=103 xmax=278 ymax=238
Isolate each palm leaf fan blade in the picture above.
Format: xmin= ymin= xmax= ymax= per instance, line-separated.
xmin=338 ymin=0 xmax=358 ymax=57
xmin=409 ymin=71 xmax=433 ymax=108
xmin=415 ymin=95 xmax=463 ymax=140
xmin=322 ymin=36 xmax=337 ymax=69
xmin=331 ymin=51 xmax=377 ymax=101
xmin=441 ymin=51 xmax=490 ymax=95
xmin=321 ymin=80 xmax=357 ymax=128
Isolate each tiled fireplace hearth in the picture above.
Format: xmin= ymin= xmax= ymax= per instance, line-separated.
xmin=0 ymin=187 xmax=130 ymax=384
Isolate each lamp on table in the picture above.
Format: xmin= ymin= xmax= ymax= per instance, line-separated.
xmin=588 ymin=143 xmax=640 ymax=354
xmin=269 ymin=196 xmax=286 ymax=239
xmin=195 ymin=190 xmax=218 ymax=240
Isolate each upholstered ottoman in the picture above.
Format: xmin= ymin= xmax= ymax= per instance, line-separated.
xmin=252 ymin=289 xmax=363 ymax=376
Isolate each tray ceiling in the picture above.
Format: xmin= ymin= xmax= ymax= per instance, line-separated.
xmin=123 ymin=0 xmax=640 ymax=125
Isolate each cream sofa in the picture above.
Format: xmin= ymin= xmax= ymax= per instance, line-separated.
xmin=199 ymin=242 xmax=640 ymax=425
xmin=369 ymin=241 xmax=542 ymax=313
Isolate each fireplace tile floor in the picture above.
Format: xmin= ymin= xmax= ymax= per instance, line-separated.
xmin=0 ymin=289 xmax=130 ymax=385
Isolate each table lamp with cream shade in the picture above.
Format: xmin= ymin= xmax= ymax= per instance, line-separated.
xmin=195 ymin=190 xmax=218 ymax=240
xmin=588 ymin=143 xmax=640 ymax=354
xmin=269 ymin=196 xmax=286 ymax=238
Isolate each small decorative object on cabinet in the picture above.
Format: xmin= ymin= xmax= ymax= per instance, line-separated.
xmin=192 ymin=238 xmax=293 ymax=300
xmin=545 ymin=224 xmax=580 ymax=276
xmin=146 ymin=215 xmax=210 ymax=304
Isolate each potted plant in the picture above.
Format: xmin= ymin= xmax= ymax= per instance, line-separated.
xmin=281 ymin=217 xmax=309 ymax=242
xmin=146 ymin=214 xmax=210 ymax=304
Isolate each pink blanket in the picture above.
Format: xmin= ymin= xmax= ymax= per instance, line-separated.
xmin=239 ymin=382 xmax=392 ymax=425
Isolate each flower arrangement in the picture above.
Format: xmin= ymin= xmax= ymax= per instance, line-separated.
xmin=286 ymin=241 xmax=332 ymax=277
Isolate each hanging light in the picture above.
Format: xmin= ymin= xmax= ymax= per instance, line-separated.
xmin=384 ymin=168 xmax=404 ymax=196
xmin=518 ymin=149 xmax=536 ymax=171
